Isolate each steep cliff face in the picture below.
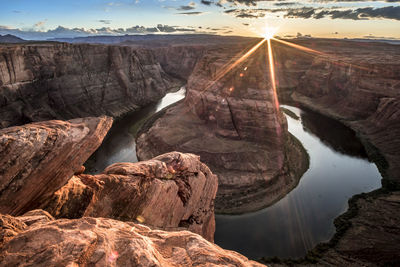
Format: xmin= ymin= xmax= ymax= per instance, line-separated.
xmin=137 ymin=42 xmax=309 ymax=213
xmin=43 ymin=152 xmax=218 ymax=242
xmin=151 ymin=45 xmax=206 ymax=80
xmin=0 ymin=43 xmax=180 ymax=128
xmin=0 ymin=116 xmax=113 ymax=215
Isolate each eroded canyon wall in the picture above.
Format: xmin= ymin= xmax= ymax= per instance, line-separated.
xmin=0 ymin=43 xmax=180 ymax=128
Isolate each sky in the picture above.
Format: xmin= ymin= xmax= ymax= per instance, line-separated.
xmin=1 ymin=0 xmax=400 ymax=40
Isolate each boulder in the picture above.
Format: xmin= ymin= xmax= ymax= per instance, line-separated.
xmin=44 ymin=152 xmax=218 ymax=242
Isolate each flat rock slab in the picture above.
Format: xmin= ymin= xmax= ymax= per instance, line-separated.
xmin=0 ymin=211 xmax=265 ymax=267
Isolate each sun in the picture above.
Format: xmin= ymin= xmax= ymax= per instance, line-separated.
xmin=262 ymin=25 xmax=278 ymax=40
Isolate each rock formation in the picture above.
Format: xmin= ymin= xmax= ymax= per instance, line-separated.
xmin=317 ymin=191 xmax=400 ymax=266
xmin=43 ymin=152 xmax=218 ymax=241
xmin=0 ymin=43 xmax=181 ymax=128
xmin=137 ymin=42 xmax=309 ymax=213
xmin=0 ymin=116 xmax=113 ymax=215
xmin=264 ymin=191 xmax=400 ymax=266
xmin=0 ymin=211 xmax=265 ymax=267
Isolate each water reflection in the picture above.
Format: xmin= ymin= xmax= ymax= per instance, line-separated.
xmin=300 ymin=107 xmax=369 ymax=159
xmin=214 ymin=105 xmax=381 ymax=259
xmin=86 ymin=87 xmax=186 ymax=173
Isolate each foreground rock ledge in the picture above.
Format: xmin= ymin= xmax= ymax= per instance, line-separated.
xmin=43 ymin=152 xmax=218 ymax=242
xmin=0 ymin=211 xmax=265 ymax=267
xmin=0 ymin=116 xmax=113 ymax=215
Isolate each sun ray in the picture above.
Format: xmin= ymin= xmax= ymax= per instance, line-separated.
xmin=267 ymin=39 xmax=280 ymax=111
xmin=200 ymin=38 xmax=267 ymax=94
xmin=272 ymin=37 xmax=324 ymax=55
xmin=272 ymin=37 xmax=371 ymax=71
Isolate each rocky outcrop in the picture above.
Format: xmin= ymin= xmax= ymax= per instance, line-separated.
xmin=0 ymin=116 xmax=113 ymax=215
xmin=0 ymin=211 xmax=264 ymax=267
xmin=0 ymin=43 xmax=180 ymax=128
xmin=317 ymin=191 xmax=400 ymax=266
xmin=137 ymin=42 xmax=309 ymax=213
xmin=43 ymin=152 xmax=218 ymax=242
xmin=264 ymin=191 xmax=400 ymax=266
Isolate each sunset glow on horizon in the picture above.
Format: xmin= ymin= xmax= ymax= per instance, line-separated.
xmin=0 ymin=0 xmax=399 ymax=41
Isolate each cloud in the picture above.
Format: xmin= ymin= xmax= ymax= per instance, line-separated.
xmin=209 ymin=0 xmax=400 ymax=7
xmin=284 ymin=6 xmax=400 ymax=20
xmin=98 ymin=19 xmax=112 ymax=24
xmin=34 ymin=20 xmax=47 ymax=28
xmin=224 ymin=6 xmax=400 ymax=20
xmin=177 ymin=1 xmax=197 ymax=10
xmin=273 ymin=2 xmax=297 ymax=6
xmin=176 ymin=11 xmax=205 ymax=15
xmin=200 ymin=0 xmax=214 ymax=5
xmin=0 ymin=24 xmax=204 ymax=40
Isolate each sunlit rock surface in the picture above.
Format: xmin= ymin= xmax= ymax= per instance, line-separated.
xmin=43 ymin=152 xmax=218 ymax=242
xmin=0 ymin=43 xmax=180 ymax=128
xmin=0 ymin=212 xmax=265 ymax=267
xmin=0 ymin=116 xmax=113 ymax=215
xmin=137 ymin=42 xmax=309 ymax=214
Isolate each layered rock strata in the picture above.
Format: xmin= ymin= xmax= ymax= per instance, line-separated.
xmin=43 ymin=152 xmax=218 ymax=241
xmin=0 ymin=116 xmax=112 ymax=215
xmin=0 ymin=211 xmax=265 ymax=267
xmin=0 ymin=43 xmax=180 ymax=128
xmin=137 ymin=42 xmax=309 ymax=213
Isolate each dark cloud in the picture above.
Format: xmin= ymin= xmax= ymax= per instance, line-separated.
xmin=201 ymin=0 xmax=213 ymax=5
xmin=224 ymin=8 xmax=276 ymax=18
xmin=273 ymin=2 xmax=297 ymax=6
xmin=98 ymin=20 xmax=112 ymax=24
xmin=177 ymin=5 xmax=195 ymax=11
xmin=177 ymin=11 xmax=205 ymax=15
xmin=177 ymin=1 xmax=196 ymax=11
xmin=285 ymin=6 xmax=400 ymax=20
xmin=224 ymin=6 xmax=400 ymax=20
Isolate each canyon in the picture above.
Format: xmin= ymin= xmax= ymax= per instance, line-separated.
xmin=136 ymin=42 xmax=309 ymax=214
xmin=0 ymin=36 xmax=399 ymax=265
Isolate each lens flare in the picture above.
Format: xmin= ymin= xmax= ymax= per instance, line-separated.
xmin=201 ymin=38 xmax=267 ymax=93
xmin=267 ymin=39 xmax=280 ymax=111
xmin=272 ymin=37 xmax=324 ymax=55
xmin=262 ymin=26 xmax=278 ymax=40
xmin=272 ymin=37 xmax=371 ymax=71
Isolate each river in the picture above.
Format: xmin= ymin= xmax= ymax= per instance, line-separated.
xmin=86 ymin=90 xmax=382 ymax=260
